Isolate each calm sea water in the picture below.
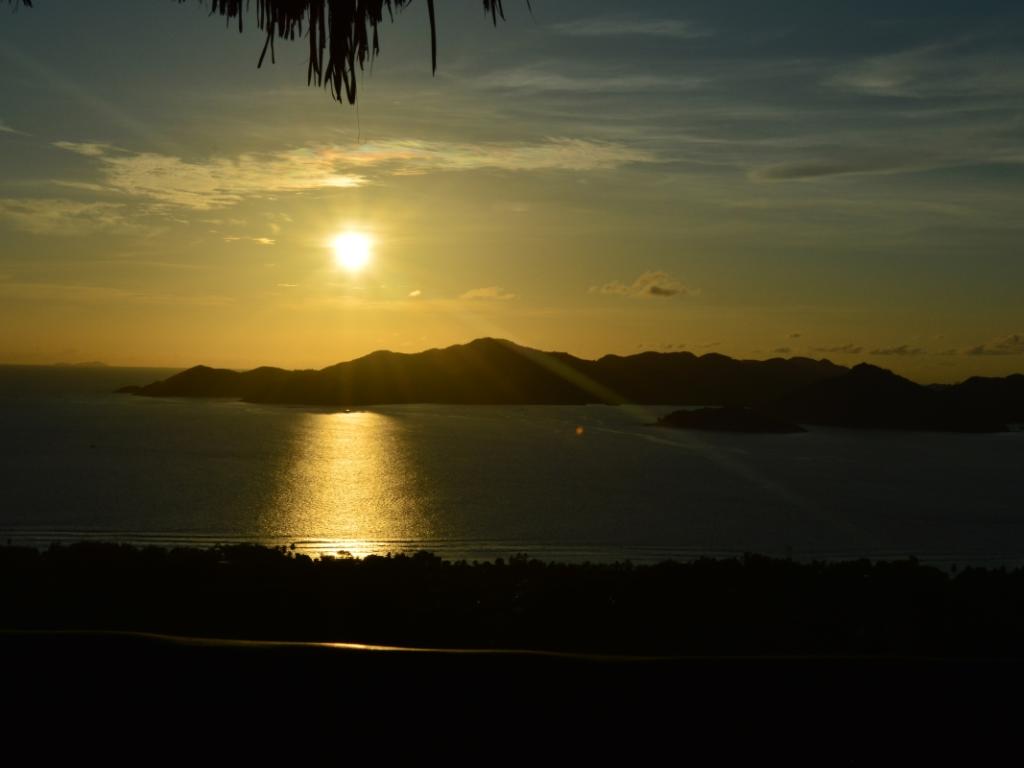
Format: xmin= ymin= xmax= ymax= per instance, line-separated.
xmin=2 ymin=365 xmax=1023 ymax=564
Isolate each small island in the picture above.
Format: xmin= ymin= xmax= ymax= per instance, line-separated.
xmin=656 ymin=406 xmax=806 ymax=434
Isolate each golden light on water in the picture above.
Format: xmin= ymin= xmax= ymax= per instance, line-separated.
xmin=331 ymin=231 xmax=373 ymax=272
xmin=261 ymin=410 xmax=430 ymax=557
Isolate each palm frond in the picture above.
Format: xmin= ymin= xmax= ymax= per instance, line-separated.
xmin=182 ymin=1 xmax=520 ymax=104
xmin=6 ymin=1 xmax=524 ymax=104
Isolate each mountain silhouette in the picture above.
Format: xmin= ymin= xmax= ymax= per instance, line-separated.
xmin=124 ymin=338 xmax=849 ymax=407
xmin=119 ymin=339 xmax=1020 ymax=431
xmin=941 ymin=374 xmax=1024 ymax=423
xmin=770 ymin=363 xmax=1007 ymax=432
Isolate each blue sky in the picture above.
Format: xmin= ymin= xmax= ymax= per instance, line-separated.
xmin=1 ymin=0 xmax=1023 ymax=379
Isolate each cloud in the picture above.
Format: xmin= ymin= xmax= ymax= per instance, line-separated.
xmin=476 ymin=67 xmax=704 ymax=94
xmin=0 ymin=197 xmax=131 ymax=235
xmin=595 ymin=271 xmax=692 ymax=299
xmin=551 ymin=18 xmax=710 ymax=40
xmin=223 ymin=236 xmax=275 ymax=245
xmin=751 ymin=157 xmax=917 ymax=181
xmin=789 ymin=333 xmax=802 ymax=339
xmin=772 ymin=347 xmax=792 ymax=355
xmin=53 ymin=141 xmax=110 ymax=157
xmin=830 ymin=45 xmax=1024 ymax=100
xmin=408 ymin=289 xmax=422 ymax=298
xmin=965 ymin=334 xmax=1024 ymax=356
xmin=812 ymin=344 xmax=864 ymax=355
xmin=0 ymin=276 xmax=231 ymax=306
xmin=368 ymin=138 xmax=654 ymax=174
xmin=870 ymin=345 xmax=924 ymax=356
xmin=460 ymin=286 xmax=516 ymax=301
xmin=52 ymin=138 xmax=653 ymax=210
xmin=53 ymin=143 xmax=365 ymax=209
xmin=0 ymin=119 xmax=26 ymax=136
xmin=52 ymin=181 xmax=111 ymax=193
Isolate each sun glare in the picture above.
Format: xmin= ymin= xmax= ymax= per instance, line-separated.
xmin=332 ymin=232 xmax=373 ymax=272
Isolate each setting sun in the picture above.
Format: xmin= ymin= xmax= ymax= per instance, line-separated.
xmin=332 ymin=232 xmax=373 ymax=272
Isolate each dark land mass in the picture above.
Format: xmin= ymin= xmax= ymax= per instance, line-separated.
xmin=119 ymin=337 xmax=1022 ymax=430
xmin=657 ymin=406 xmax=806 ymax=433
xmin=942 ymin=373 xmax=1024 ymax=423
xmin=4 ymin=542 xmax=1024 ymax=658
xmin=122 ymin=337 xmax=848 ymax=406
xmin=5 ymin=543 xmax=1024 ymax=756
xmin=5 ymin=629 xmax=1019 ymax=760
xmin=770 ymin=363 xmax=1009 ymax=432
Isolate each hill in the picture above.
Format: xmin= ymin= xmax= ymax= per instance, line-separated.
xmin=123 ymin=338 xmax=849 ymax=407
xmin=118 ymin=339 xmax=1021 ymax=430
xmin=770 ymin=364 xmax=1008 ymax=432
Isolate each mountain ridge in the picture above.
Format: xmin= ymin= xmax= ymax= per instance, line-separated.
xmin=117 ymin=338 xmax=1022 ymax=430
xmin=121 ymin=337 xmax=850 ymax=407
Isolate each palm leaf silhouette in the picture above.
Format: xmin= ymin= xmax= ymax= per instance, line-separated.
xmin=7 ymin=1 xmax=528 ymax=103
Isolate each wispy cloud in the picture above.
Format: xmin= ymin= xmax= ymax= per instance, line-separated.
xmin=595 ymin=271 xmax=693 ymax=299
xmin=0 ymin=119 xmax=26 ymax=135
xmin=870 ymin=345 xmax=924 ymax=356
xmin=812 ymin=344 xmax=864 ymax=355
xmin=0 ymin=197 xmax=131 ymax=235
xmin=751 ymin=157 xmax=918 ymax=181
xmin=54 ymin=142 xmax=364 ymax=209
xmin=965 ymin=334 xmax=1024 ymax=356
xmin=223 ymin=236 xmax=275 ymax=245
xmin=52 ymin=138 xmax=653 ymax=210
xmin=353 ymin=138 xmax=654 ymax=174
xmin=551 ymin=18 xmax=711 ymax=40
xmin=0 ymin=276 xmax=232 ymax=306
xmin=53 ymin=141 xmax=110 ymax=157
xmin=830 ymin=45 xmax=1024 ymax=100
xmin=460 ymin=286 xmax=516 ymax=301
xmin=476 ymin=66 xmax=704 ymax=93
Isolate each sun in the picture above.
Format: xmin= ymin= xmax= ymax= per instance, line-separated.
xmin=332 ymin=232 xmax=373 ymax=272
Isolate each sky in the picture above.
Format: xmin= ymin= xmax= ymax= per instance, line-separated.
xmin=1 ymin=0 xmax=1023 ymax=381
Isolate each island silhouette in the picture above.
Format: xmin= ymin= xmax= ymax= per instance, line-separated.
xmin=119 ymin=337 xmax=1021 ymax=431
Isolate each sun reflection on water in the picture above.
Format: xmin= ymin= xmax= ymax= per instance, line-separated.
xmin=260 ymin=410 xmax=430 ymax=556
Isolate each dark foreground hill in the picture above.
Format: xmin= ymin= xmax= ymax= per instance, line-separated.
xmin=5 ymin=544 xmax=1022 ymax=757
xmin=121 ymin=337 xmax=848 ymax=406
xmin=5 ymin=542 xmax=1024 ymax=657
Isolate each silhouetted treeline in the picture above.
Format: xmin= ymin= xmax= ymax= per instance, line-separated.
xmin=5 ymin=542 xmax=1024 ymax=657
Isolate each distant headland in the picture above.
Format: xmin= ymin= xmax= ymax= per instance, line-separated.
xmin=118 ymin=337 xmax=1023 ymax=432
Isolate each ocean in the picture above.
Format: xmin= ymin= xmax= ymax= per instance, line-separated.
xmin=2 ymin=365 xmax=1023 ymax=564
